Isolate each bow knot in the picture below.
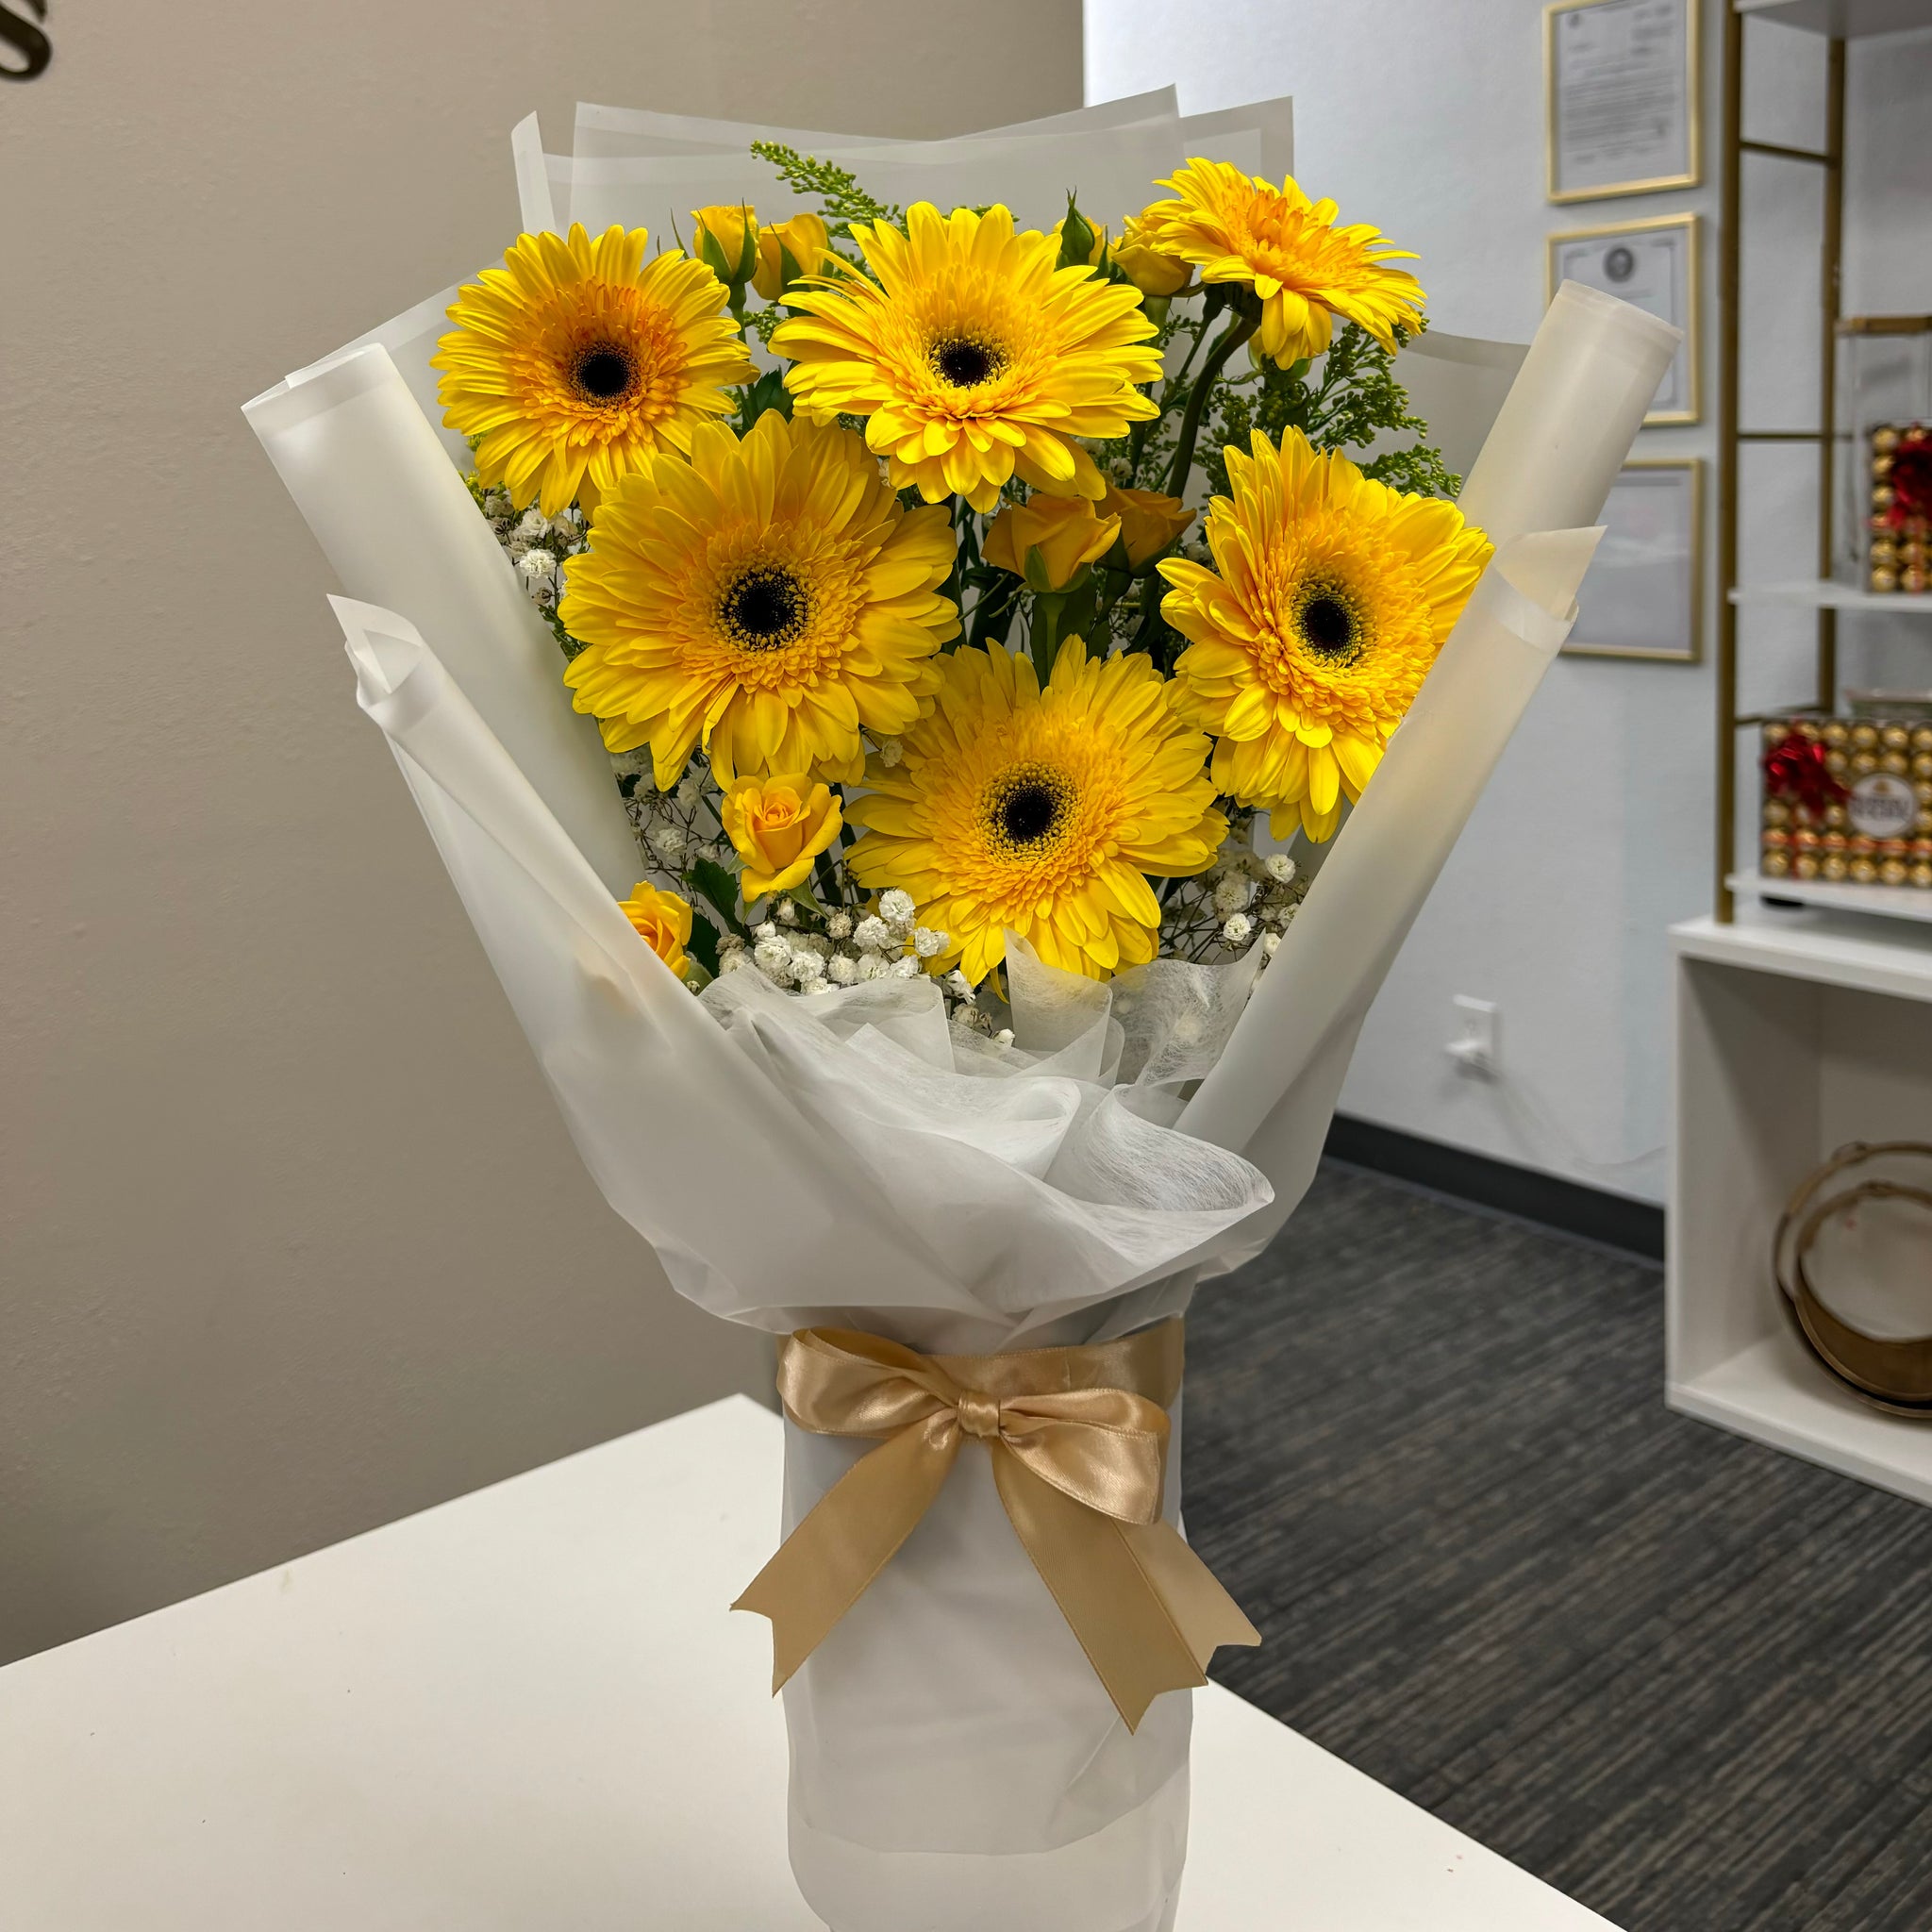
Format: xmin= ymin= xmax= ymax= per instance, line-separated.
xmin=952 ymin=1384 xmax=1004 ymax=1440
xmin=732 ymin=1322 xmax=1259 ymax=1731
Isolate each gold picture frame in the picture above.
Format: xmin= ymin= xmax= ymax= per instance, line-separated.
xmin=1565 ymin=458 xmax=1705 ymax=662
xmin=1546 ymin=211 xmax=1700 ymax=425
xmin=1545 ymin=0 xmax=1701 ymax=204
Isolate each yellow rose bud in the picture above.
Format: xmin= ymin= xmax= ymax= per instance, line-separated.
xmin=1114 ymin=213 xmax=1192 ymax=298
xmin=721 ymin=773 xmax=844 ymax=901
xmin=618 ymin=881 xmax=693 ymax=979
xmin=691 ymin=204 xmax=759 ymax=291
xmin=1101 ymin=485 xmax=1195 ymax=571
xmin=752 ymin=211 xmax=832 ymax=303
xmin=1052 ymin=205 xmax=1108 ymax=270
xmin=983 ymin=493 xmax=1124 ymax=593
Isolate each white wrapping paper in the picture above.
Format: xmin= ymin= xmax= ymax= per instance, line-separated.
xmin=252 ymin=212 xmax=1674 ymax=1924
xmin=548 ymin=90 xmax=1290 ymax=242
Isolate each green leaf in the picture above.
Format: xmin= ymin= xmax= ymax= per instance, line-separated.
xmin=688 ymin=857 xmax=748 ymax=939
xmin=686 ymin=912 xmax=723 ymax=978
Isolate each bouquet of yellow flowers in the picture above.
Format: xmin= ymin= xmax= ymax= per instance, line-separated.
xmin=439 ymin=152 xmax=1490 ymax=1015
xmin=246 ymin=99 xmax=1674 ymax=1932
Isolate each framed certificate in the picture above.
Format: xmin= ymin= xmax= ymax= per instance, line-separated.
xmin=1545 ymin=0 xmax=1700 ymax=204
xmin=1547 ymin=212 xmax=1699 ymax=424
xmin=1566 ymin=458 xmax=1703 ymax=661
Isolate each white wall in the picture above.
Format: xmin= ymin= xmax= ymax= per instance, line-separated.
xmin=1088 ymin=0 xmax=1932 ymax=1205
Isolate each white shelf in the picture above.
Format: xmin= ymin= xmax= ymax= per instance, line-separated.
xmin=1670 ymin=1330 xmax=1932 ymax=1507
xmin=1669 ymin=911 xmax=1932 ymax=1507
xmin=1680 ymin=903 xmax=1932 ymax=996
xmin=1729 ymin=579 xmax=1932 ymax=614
xmin=1725 ymin=869 xmax=1932 ymax=934
xmin=1737 ymin=0 xmax=1932 ymax=38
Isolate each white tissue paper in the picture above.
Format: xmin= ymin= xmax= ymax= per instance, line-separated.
xmin=247 ymin=108 xmax=1676 ymax=1921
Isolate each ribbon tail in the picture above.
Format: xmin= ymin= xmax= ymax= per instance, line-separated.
xmin=1118 ymin=1518 xmax=1261 ymax=1674
xmin=733 ymin=1417 xmax=958 ymax=1694
xmin=992 ymin=1451 xmax=1238 ymax=1733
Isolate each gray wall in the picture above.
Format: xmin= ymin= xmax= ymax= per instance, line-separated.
xmin=0 ymin=0 xmax=1083 ymax=1665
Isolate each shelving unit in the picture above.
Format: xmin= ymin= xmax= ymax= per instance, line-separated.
xmin=1669 ymin=907 xmax=1932 ymax=1504
xmin=1728 ymin=581 xmax=1932 ymax=613
xmin=1714 ymin=0 xmax=1932 ymax=925
xmin=1725 ymin=866 xmax=1932 ymax=922
xmin=1677 ymin=2 xmax=1932 ymax=1503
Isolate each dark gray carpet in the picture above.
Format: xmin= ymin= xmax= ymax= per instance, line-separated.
xmin=1186 ymin=1161 xmax=1932 ymax=1932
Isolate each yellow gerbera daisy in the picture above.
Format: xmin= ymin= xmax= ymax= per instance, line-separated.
xmin=559 ymin=409 xmax=958 ymax=789
xmin=1159 ymin=428 xmax=1491 ymax=843
xmin=1133 ymin=160 xmax=1424 ymax=367
xmin=772 ymin=203 xmax=1162 ymax=513
xmin=433 ymin=223 xmax=755 ymax=517
xmin=847 ymin=639 xmax=1224 ymax=986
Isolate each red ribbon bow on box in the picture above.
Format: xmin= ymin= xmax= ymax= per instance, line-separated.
xmin=1764 ymin=735 xmax=1847 ymax=818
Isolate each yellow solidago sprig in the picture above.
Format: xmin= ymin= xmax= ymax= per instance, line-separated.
xmin=773 ymin=202 xmax=1162 ymax=511
xmin=1159 ymin=426 xmax=1491 ymax=843
xmin=560 ymin=408 xmax=958 ymax=790
xmin=847 ymin=637 xmax=1224 ymax=986
xmin=433 ymin=223 xmax=755 ymax=517
xmin=1133 ymin=159 xmax=1424 ymax=367
xmin=721 ymin=774 xmax=844 ymax=903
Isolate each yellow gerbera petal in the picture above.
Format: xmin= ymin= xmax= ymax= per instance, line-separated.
xmin=434 ymin=223 xmax=755 ymax=517
xmin=1133 ymin=159 xmax=1424 ymax=368
xmin=1163 ymin=427 xmax=1492 ymax=842
xmin=773 ymin=203 xmax=1161 ymax=511
xmin=559 ymin=412 xmax=957 ymax=789
xmin=846 ymin=637 xmax=1224 ymax=985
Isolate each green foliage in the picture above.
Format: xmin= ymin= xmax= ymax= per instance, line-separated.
xmin=1200 ymin=324 xmax=1460 ymax=501
xmin=733 ymin=365 xmax=793 ymax=433
xmin=687 ymin=856 xmax=749 ymax=940
xmin=685 ymin=911 xmax=724 ymax=978
xmin=750 ymin=142 xmax=901 ymax=242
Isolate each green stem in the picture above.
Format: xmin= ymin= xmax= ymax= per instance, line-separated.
xmin=1029 ymin=594 xmax=1063 ymax=687
xmin=1126 ymin=308 xmax=1211 ymax=490
xmin=1163 ymin=303 xmax=1260 ymax=500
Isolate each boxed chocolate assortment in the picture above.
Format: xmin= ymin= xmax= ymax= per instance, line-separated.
xmin=1760 ymin=713 xmax=1932 ymax=889
xmin=1868 ymin=423 xmax=1932 ymax=595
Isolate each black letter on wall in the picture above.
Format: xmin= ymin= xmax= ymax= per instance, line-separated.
xmin=0 ymin=0 xmax=51 ymax=81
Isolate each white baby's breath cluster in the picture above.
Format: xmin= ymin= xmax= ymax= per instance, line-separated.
xmin=612 ymin=753 xmax=732 ymax=877
xmin=1158 ymin=830 xmax=1307 ymax=967
xmin=472 ymin=482 xmax=588 ymax=623
xmin=716 ymin=884 xmax=1004 ymax=1039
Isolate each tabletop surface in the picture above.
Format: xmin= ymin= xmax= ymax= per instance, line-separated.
xmin=0 ymin=1395 xmax=1618 ymax=1930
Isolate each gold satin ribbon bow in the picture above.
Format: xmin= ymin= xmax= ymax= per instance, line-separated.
xmin=732 ymin=1320 xmax=1259 ymax=1731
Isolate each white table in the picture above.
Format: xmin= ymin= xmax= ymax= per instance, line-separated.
xmin=0 ymin=1397 xmax=1618 ymax=1929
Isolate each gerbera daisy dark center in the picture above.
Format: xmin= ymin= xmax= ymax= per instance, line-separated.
xmin=1294 ymin=582 xmax=1366 ymax=666
xmin=573 ymin=343 xmax=638 ymax=403
xmin=985 ymin=763 xmax=1074 ymax=853
xmin=929 ymin=334 xmax=1007 ymax=389
xmin=720 ymin=565 xmax=808 ymax=651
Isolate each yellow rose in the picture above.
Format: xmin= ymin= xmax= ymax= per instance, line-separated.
xmin=618 ymin=881 xmax=693 ymax=979
xmin=721 ymin=774 xmax=844 ymax=901
xmin=752 ymin=211 xmax=832 ymax=303
xmin=983 ymin=493 xmax=1123 ymax=593
xmin=691 ymin=204 xmax=759 ymax=291
xmin=1101 ymin=485 xmax=1195 ymax=571
xmin=1114 ymin=213 xmax=1192 ymax=298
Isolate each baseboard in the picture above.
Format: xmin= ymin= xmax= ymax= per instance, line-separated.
xmin=1323 ymin=1114 xmax=1665 ymax=1262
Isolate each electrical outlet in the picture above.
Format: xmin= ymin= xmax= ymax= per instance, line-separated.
xmin=1446 ymin=995 xmax=1499 ymax=1076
